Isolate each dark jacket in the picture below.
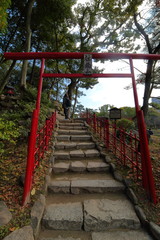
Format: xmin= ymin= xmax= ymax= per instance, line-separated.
xmin=63 ymin=95 xmax=71 ymax=108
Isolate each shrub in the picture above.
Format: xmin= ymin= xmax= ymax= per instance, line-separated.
xmin=116 ymin=118 xmax=135 ymax=131
xmin=0 ymin=118 xmax=20 ymax=155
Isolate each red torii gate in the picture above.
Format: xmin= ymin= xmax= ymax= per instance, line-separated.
xmin=4 ymin=52 xmax=160 ymax=205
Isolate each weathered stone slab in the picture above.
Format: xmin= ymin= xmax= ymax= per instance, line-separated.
xmin=58 ymin=130 xmax=70 ymax=135
xmin=58 ymin=130 xmax=88 ymax=135
xmin=70 ymin=161 xmax=86 ymax=172
xmin=70 ymin=150 xmax=85 ymax=158
xmin=87 ymin=162 xmax=110 ymax=172
xmin=70 ymin=135 xmax=91 ymax=141
xmin=3 ymin=226 xmax=34 ymax=240
xmin=55 ymin=143 xmax=65 ymax=150
xmin=84 ymin=199 xmax=140 ymax=231
xmin=42 ymin=202 xmax=83 ymax=230
xmin=0 ymin=201 xmax=12 ymax=227
xmin=40 ymin=237 xmax=81 ymax=240
xmin=59 ymin=122 xmax=84 ymax=126
xmin=73 ymin=126 xmax=86 ymax=130
xmin=48 ymin=181 xmax=70 ymax=194
xmin=59 ymin=125 xmax=74 ymax=130
xmin=92 ymin=230 xmax=153 ymax=240
xmin=84 ymin=149 xmax=100 ymax=158
xmin=70 ymin=130 xmax=88 ymax=135
xmin=53 ymin=163 xmax=70 ymax=173
xmin=149 ymin=221 xmax=160 ymax=240
xmin=71 ymin=179 xmax=125 ymax=194
xmin=77 ymin=142 xmax=95 ymax=149
xmin=54 ymin=152 xmax=70 ymax=160
xmin=64 ymin=143 xmax=77 ymax=149
xmin=57 ymin=136 xmax=70 ymax=141
xmin=31 ymin=194 xmax=45 ymax=239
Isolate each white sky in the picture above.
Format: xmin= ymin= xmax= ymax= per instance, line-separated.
xmin=79 ymin=59 xmax=160 ymax=110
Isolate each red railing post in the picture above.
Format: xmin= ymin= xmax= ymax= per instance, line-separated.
xmin=45 ymin=118 xmax=50 ymax=150
xmin=93 ymin=113 xmax=96 ymax=133
xmin=22 ymin=109 xmax=38 ymax=205
xmin=129 ymin=57 xmax=157 ymax=204
xmin=22 ymin=58 xmax=45 ymax=205
xmin=137 ymin=110 xmax=157 ymax=203
xmin=105 ymin=118 xmax=109 ymax=149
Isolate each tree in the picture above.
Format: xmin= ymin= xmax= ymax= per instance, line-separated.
xmin=133 ymin=1 xmax=160 ymax=116
xmin=0 ymin=0 xmax=75 ymax=94
xmin=20 ymin=0 xmax=35 ymax=89
xmin=0 ymin=0 xmax=144 ymax=109
xmin=121 ymin=107 xmax=136 ymax=119
xmin=109 ymin=0 xmax=160 ymax=117
xmin=97 ymin=104 xmax=114 ymax=117
xmin=0 ymin=0 xmax=11 ymax=31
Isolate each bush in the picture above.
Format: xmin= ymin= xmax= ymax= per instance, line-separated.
xmin=116 ymin=118 xmax=135 ymax=131
xmin=0 ymin=118 xmax=20 ymax=155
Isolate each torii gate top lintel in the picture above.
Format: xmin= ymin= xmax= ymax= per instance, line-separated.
xmin=4 ymin=51 xmax=160 ymax=60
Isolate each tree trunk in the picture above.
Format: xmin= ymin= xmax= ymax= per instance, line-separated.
xmin=0 ymin=60 xmax=16 ymax=95
xmin=20 ymin=0 xmax=35 ymax=89
xmin=68 ymin=79 xmax=78 ymax=100
xmin=28 ymin=41 xmax=40 ymax=85
xmin=142 ymin=59 xmax=154 ymax=117
xmin=71 ymin=86 xmax=78 ymax=118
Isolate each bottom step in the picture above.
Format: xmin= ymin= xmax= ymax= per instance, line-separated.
xmin=38 ymin=229 xmax=153 ymax=240
xmin=42 ymin=198 xmax=140 ymax=231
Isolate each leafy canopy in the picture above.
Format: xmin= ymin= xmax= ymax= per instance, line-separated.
xmin=0 ymin=0 xmax=11 ymax=31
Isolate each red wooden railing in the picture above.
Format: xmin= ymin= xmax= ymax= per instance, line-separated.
xmin=86 ymin=112 xmax=157 ymax=203
xmin=22 ymin=111 xmax=56 ymax=205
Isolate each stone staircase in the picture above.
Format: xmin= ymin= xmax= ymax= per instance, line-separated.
xmin=38 ymin=119 xmax=153 ymax=240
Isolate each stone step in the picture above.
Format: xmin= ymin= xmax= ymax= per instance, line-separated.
xmin=56 ymin=135 xmax=92 ymax=142
xmin=38 ymin=229 xmax=91 ymax=240
xmin=54 ymin=149 xmax=100 ymax=160
xmin=55 ymin=142 xmax=96 ymax=150
xmin=52 ymin=161 xmax=110 ymax=173
xmin=51 ymin=171 xmax=114 ymax=180
xmin=42 ymin=198 xmax=140 ymax=231
xmin=91 ymin=230 xmax=153 ymax=240
xmin=46 ymin=192 xmax=128 ymax=204
xmin=59 ymin=122 xmax=84 ymax=126
xmin=48 ymin=178 xmax=125 ymax=194
xmin=38 ymin=229 xmax=153 ymax=240
xmin=57 ymin=129 xmax=89 ymax=135
xmin=59 ymin=125 xmax=87 ymax=130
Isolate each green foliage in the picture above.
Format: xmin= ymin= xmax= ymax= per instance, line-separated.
xmin=0 ymin=85 xmax=54 ymax=156
xmin=121 ymin=107 xmax=136 ymax=119
xmin=116 ymin=118 xmax=135 ymax=130
xmin=0 ymin=0 xmax=11 ymax=31
xmin=97 ymin=104 xmax=114 ymax=117
xmin=146 ymin=108 xmax=160 ymax=128
xmin=0 ymin=118 xmax=20 ymax=155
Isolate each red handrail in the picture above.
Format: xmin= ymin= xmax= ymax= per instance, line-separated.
xmin=86 ymin=113 xmax=157 ymax=204
xmin=22 ymin=111 xmax=56 ymax=206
